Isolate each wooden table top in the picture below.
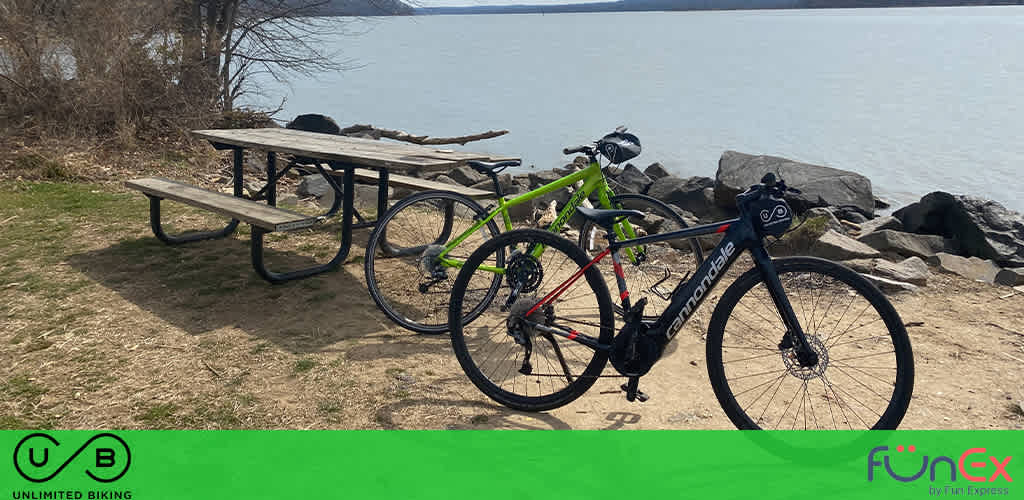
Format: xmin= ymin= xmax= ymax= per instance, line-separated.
xmin=193 ymin=128 xmax=518 ymax=173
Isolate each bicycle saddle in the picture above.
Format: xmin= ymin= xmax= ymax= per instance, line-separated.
xmin=577 ymin=206 xmax=645 ymax=228
xmin=467 ymin=160 xmax=521 ymax=174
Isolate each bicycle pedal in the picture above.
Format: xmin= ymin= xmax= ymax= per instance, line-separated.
xmin=619 ymin=383 xmax=649 ymax=403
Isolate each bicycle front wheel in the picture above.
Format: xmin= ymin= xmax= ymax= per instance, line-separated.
xmin=449 ymin=229 xmax=615 ymax=412
xmin=706 ymin=257 xmax=914 ymax=430
xmin=364 ymin=190 xmax=503 ymax=334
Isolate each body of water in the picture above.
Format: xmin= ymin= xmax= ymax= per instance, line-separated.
xmin=247 ymin=6 xmax=1024 ymax=212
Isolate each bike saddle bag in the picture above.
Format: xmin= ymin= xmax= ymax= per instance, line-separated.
xmin=750 ymin=196 xmax=794 ymax=238
xmin=597 ymin=132 xmax=641 ymax=164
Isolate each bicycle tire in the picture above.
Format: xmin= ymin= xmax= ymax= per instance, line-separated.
xmin=578 ymin=193 xmax=704 ymax=320
xmin=364 ymin=190 xmax=504 ymax=334
xmin=706 ymin=257 xmax=914 ymax=430
xmin=449 ymin=229 xmax=615 ymax=411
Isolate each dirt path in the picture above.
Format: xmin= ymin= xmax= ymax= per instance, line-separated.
xmin=1 ymin=182 xmax=1022 ymax=430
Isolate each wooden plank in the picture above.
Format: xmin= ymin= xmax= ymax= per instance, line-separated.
xmin=192 ymin=128 xmax=518 ymax=173
xmin=348 ymin=170 xmax=496 ymax=199
xmin=125 ymin=177 xmax=317 ymax=232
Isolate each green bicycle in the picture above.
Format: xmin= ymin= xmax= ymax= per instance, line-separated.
xmin=364 ymin=128 xmax=705 ymax=334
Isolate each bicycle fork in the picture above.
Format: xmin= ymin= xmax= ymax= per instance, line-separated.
xmin=749 ymin=246 xmax=819 ymax=367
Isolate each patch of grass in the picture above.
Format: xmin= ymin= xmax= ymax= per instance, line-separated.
xmin=0 ymin=415 xmax=29 ymax=429
xmin=137 ymin=403 xmax=178 ymax=428
xmin=392 ymin=389 xmax=410 ymax=399
xmin=12 ymin=153 xmax=72 ymax=181
xmin=470 ymin=414 xmax=489 ymax=425
xmin=385 ymin=367 xmax=405 ymax=378
xmin=190 ymin=402 xmax=242 ymax=428
xmin=317 ymin=400 xmax=342 ymax=415
xmin=294 ymin=358 xmax=317 ymax=373
xmin=2 ymin=375 xmax=47 ymax=399
xmin=775 ymin=215 xmax=831 ymax=255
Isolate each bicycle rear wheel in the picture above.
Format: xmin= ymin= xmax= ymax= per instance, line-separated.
xmin=364 ymin=190 xmax=503 ymax=334
xmin=706 ymin=257 xmax=914 ymax=430
xmin=578 ymin=193 xmax=704 ymax=320
xmin=449 ymin=229 xmax=615 ymax=412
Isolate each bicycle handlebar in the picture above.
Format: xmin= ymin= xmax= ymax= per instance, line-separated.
xmin=563 ymin=145 xmax=593 ymax=155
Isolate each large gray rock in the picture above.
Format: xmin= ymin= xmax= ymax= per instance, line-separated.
xmin=715 ymin=151 xmax=874 ymax=216
xmin=805 ymin=207 xmax=844 ymax=234
xmin=857 ymin=229 xmax=954 ymax=259
xmin=894 ymin=192 xmax=1024 ymax=267
xmin=859 ymin=215 xmax=903 ymax=236
xmin=995 ymin=268 xmax=1024 ymax=287
xmin=862 ymin=274 xmax=919 ymax=293
xmin=527 ymin=169 xmax=563 ymax=189
xmin=297 ymin=175 xmax=331 ymax=198
xmin=927 ymin=252 xmax=1001 ymax=283
xmin=644 ymin=162 xmax=671 ymax=180
xmin=447 ymin=166 xmax=487 ymax=186
xmin=810 ymin=230 xmax=882 ymax=261
xmin=647 ymin=176 xmax=716 ymax=218
xmin=612 ymin=164 xmax=653 ymax=194
xmin=842 ymin=257 xmax=929 ymax=286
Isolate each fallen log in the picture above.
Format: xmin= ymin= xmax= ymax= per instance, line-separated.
xmin=339 ymin=124 xmax=508 ymax=145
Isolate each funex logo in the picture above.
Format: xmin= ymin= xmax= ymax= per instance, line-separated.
xmin=868 ymin=444 xmax=1012 ymax=483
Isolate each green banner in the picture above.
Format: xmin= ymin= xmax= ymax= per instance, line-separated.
xmin=1 ymin=431 xmax=1018 ymax=500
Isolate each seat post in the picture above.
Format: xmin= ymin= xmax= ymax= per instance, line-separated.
xmin=488 ymin=171 xmax=504 ymax=198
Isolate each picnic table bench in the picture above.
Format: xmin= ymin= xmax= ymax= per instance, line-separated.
xmin=125 ymin=128 xmax=518 ymax=283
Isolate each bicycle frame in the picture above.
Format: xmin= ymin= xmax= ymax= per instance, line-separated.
xmin=436 ymin=160 xmax=644 ymax=273
xmin=527 ymin=215 xmax=812 ymax=360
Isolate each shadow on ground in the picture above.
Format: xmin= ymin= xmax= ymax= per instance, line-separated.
xmin=66 ymin=228 xmax=422 ymax=354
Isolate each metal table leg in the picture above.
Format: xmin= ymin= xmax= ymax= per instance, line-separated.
xmin=251 ymin=165 xmax=355 ymax=283
xmin=147 ymin=148 xmax=243 ymax=244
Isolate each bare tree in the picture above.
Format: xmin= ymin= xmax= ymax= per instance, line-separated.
xmin=177 ymin=0 xmax=371 ymax=111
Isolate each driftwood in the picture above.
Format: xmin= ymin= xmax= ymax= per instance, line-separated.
xmin=339 ymin=124 xmax=508 ymax=145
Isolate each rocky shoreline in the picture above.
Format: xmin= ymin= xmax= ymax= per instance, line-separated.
xmin=295 ymin=148 xmax=1024 ymax=293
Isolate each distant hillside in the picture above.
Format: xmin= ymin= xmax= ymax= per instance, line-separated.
xmin=415 ymin=0 xmax=1022 ymax=15
xmin=292 ymin=0 xmax=414 ymax=16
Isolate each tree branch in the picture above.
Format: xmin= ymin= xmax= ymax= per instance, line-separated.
xmin=338 ymin=124 xmax=509 ymax=145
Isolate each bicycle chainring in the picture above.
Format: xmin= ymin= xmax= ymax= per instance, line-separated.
xmin=505 ymin=252 xmax=543 ymax=294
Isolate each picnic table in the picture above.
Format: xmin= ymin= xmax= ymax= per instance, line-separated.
xmin=125 ymin=128 xmax=518 ymax=283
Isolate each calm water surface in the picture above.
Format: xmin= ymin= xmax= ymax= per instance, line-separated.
xmin=247 ymin=7 xmax=1024 ymax=211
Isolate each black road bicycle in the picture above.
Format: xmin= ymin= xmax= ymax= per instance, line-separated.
xmin=448 ymin=174 xmax=914 ymax=430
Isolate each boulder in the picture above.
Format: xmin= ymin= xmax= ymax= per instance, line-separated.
xmin=612 ymin=164 xmax=653 ymax=194
xmin=297 ymin=175 xmax=331 ymax=198
xmin=810 ymin=230 xmax=882 ymax=261
xmin=832 ymin=207 xmax=868 ymax=224
xmin=874 ymin=197 xmax=891 ymax=210
xmin=926 ymin=252 xmax=1001 ymax=283
xmin=644 ymin=162 xmax=671 ymax=180
xmin=647 ymin=176 xmax=715 ymax=218
xmin=715 ymin=150 xmax=874 ymax=216
xmin=894 ymin=191 xmax=1024 ymax=267
xmin=527 ymin=169 xmax=564 ymax=189
xmin=862 ymin=274 xmax=919 ymax=293
xmin=858 ymin=215 xmax=903 ymax=236
xmin=842 ymin=257 xmax=929 ymax=286
xmin=446 ymin=166 xmax=487 ymax=187
xmin=433 ymin=174 xmax=460 ymax=186
xmin=995 ymin=268 xmax=1024 ymax=287
xmin=805 ymin=207 xmax=844 ymax=234
xmin=857 ymin=229 xmax=954 ymax=259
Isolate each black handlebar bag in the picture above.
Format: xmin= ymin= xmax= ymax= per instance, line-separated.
xmin=597 ymin=132 xmax=641 ymax=164
xmin=750 ymin=195 xmax=794 ymax=238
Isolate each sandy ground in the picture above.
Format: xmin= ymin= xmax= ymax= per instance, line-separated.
xmin=1 ymin=184 xmax=1023 ymax=431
